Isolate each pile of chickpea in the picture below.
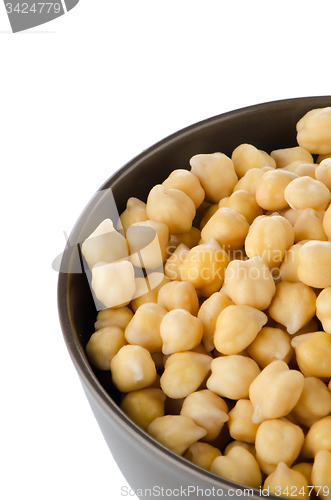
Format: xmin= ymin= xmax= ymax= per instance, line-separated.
xmin=82 ymin=107 xmax=331 ymax=498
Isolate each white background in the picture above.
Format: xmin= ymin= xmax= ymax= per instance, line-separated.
xmin=1 ymin=2 xmax=330 ymax=500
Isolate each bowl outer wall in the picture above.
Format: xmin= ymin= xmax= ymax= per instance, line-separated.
xmin=58 ymin=96 xmax=331 ymax=499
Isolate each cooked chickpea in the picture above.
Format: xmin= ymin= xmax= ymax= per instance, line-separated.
xmin=296 ymin=107 xmax=331 ymax=154
xmin=249 ymin=360 xmax=304 ymax=424
xmin=233 ymin=166 xmax=274 ymax=195
xmin=247 ymin=327 xmax=293 ymax=368
xmin=146 ymin=185 xmax=196 ymax=234
xmin=164 ymin=244 xmax=189 ymax=281
xmin=268 ymin=281 xmax=316 ymax=335
xmin=264 ymin=462 xmax=309 ymax=500
xmin=295 ymin=163 xmax=318 ymax=179
xmin=126 ymin=219 xmax=169 ymax=269
xmin=180 ymin=389 xmax=228 ymax=441
xmin=210 ymin=446 xmax=262 ymax=488
xmin=297 ymin=240 xmax=331 ymax=288
xmin=214 ymin=304 xmax=267 ymax=355
xmin=291 ymin=331 xmax=331 ymax=378
xmin=162 ymin=169 xmax=205 ymax=208
xmin=270 ymin=146 xmax=314 ymax=169
xmin=169 ymin=227 xmax=201 ymax=249
xmin=131 ymin=272 xmax=170 ymax=311
xmin=227 ymin=399 xmax=260 ymax=443
xmin=197 ymin=292 xmax=234 ymax=352
xmin=255 ymin=418 xmax=305 ymax=475
xmin=160 ymin=352 xmax=212 ymax=399
xmin=147 ymin=415 xmax=207 ymax=455
xmin=224 ymin=256 xmax=276 ymax=310
xmin=110 ymin=345 xmax=157 ymax=393
xmin=86 ymin=326 xmax=126 ymax=370
xmin=315 ymin=158 xmax=331 ymax=191
xmin=201 ymin=207 xmax=249 ymax=251
xmin=224 ymin=440 xmax=256 ymax=457
xmin=160 ymin=309 xmax=203 ymax=355
xmin=157 ymin=281 xmax=199 ymax=316
xmin=180 ymin=238 xmax=229 ymax=297
xmin=323 ymin=204 xmax=331 ymax=240
xmin=291 ymin=377 xmax=331 ymax=428
xmin=255 ymin=169 xmax=298 ymax=211
xmin=294 ymin=208 xmax=328 ymax=242
xmin=291 ymin=463 xmax=312 ymax=484
xmin=184 ymin=442 xmax=222 ymax=471
xmin=284 ymin=176 xmax=331 ymax=211
xmin=124 ymin=302 xmax=167 ymax=353
xmin=311 ymin=450 xmax=331 ymax=499
xmin=316 ymin=287 xmax=331 ymax=333
xmin=206 ymin=355 xmax=260 ymax=400
xmin=92 ymin=260 xmax=136 ymax=308
xmin=94 ymin=306 xmax=134 ymax=331
xmin=199 ymin=203 xmax=219 ymax=229
xmin=302 ymin=417 xmax=331 ymax=458
xmin=120 ymin=388 xmax=166 ymax=431
xmin=118 ymin=197 xmax=148 ymax=232
xmin=218 ymin=189 xmax=263 ymax=224
xmin=231 ymin=143 xmax=274 ymax=178
xmin=189 ymin=152 xmax=238 ymax=203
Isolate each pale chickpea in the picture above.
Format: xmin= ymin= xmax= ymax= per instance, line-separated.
xmin=199 ymin=203 xmax=219 ymax=229
xmin=311 ymin=450 xmax=331 ymax=500
xmin=227 ymin=399 xmax=260 ymax=444
xmin=224 ymin=440 xmax=256 ymax=457
xmin=118 ymin=197 xmax=148 ymax=232
xmin=231 ymin=143 xmax=274 ymax=178
xmin=160 ymin=352 xmax=212 ymax=399
xmin=218 ymin=189 xmax=263 ymax=224
xmin=162 ymin=169 xmax=205 ymax=208
xmin=201 ymin=207 xmax=249 ymax=252
xmin=247 ymin=327 xmax=294 ymax=369
xmin=120 ymin=388 xmax=166 ymax=431
xmin=291 ymin=332 xmax=331 ymax=378
xmin=164 ymin=244 xmax=190 ymax=281
xmin=282 ymin=208 xmax=303 ymax=226
xmin=147 ymin=415 xmax=207 ymax=455
xmin=180 ymin=389 xmax=229 ymax=441
xmin=189 ymin=152 xmax=238 ymax=203
xmin=279 ymin=241 xmax=305 ymax=283
xmin=110 ymin=345 xmax=157 ymax=393
xmin=297 ymin=240 xmax=331 ymax=288
xmin=233 ymin=166 xmax=274 ymax=195
xmin=211 ymin=446 xmax=262 ymax=488
xmin=86 ymin=326 xmax=127 ymax=370
xmin=206 ymin=355 xmax=260 ymax=400
xmin=302 ymin=417 xmax=331 ymax=458
xmin=294 ymin=208 xmax=328 ymax=242
xmin=315 ymin=159 xmax=331 ymax=190
xmin=146 ymin=185 xmax=196 ymax=234
xmin=169 ymin=227 xmax=201 ymax=249
xmin=323 ymin=204 xmax=331 ymax=240
xmin=291 ymin=377 xmax=331 ymax=428
xmin=264 ymin=462 xmax=309 ymax=500
xmin=124 ymin=302 xmax=167 ymax=353
xmin=94 ymin=306 xmax=134 ymax=331
xmin=126 ymin=219 xmax=169 ymax=269
xmin=92 ymin=260 xmax=136 ymax=309
xmin=268 ymin=281 xmax=316 ymax=335
xmin=224 ymin=256 xmax=276 ymax=310
xmin=249 ymin=360 xmax=304 ymax=424
xmin=197 ymin=292 xmax=234 ymax=352
xmin=296 ymin=107 xmax=331 ymax=154
xmin=160 ymin=309 xmax=203 ymax=355
xmin=316 ymin=287 xmax=331 ymax=333
xmin=184 ymin=442 xmax=222 ymax=471
xmin=131 ymin=272 xmax=170 ymax=312
xmin=284 ymin=176 xmax=331 ymax=211
xmin=270 ymin=146 xmax=314 ymax=169
xmin=157 ymin=281 xmax=199 ymax=316
xmin=255 ymin=169 xmax=298 ymax=211
xmin=291 ymin=463 xmax=312 ymax=484
xmin=255 ymin=418 xmax=305 ymax=475
xmin=214 ymin=304 xmax=268 ymax=355
xmin=295 ymin=163 xmax=318 ymax=179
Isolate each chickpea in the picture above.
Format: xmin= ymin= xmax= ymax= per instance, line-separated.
xmin=255 ymin=418 xmax=305 ymax=475
xmin=92 ymin=260 xmax=136 ymax=309
xmin=184 ymin=442 xmax=222 ymax=471
xmin=189 ymin=152 xmax=238 ymax=203
xmin=268 ymin=281 xmax=316 ymax=335
xmin=314 ymin=159 xmax=331 ymax=192
xmin=247 ymin=327 xmax=293 ymax=369
xmin=233 ymin=166 xmax=274 ymax=195
xmin=160 ymin=352 xmax=212 ymax=399
xmin=164 ymin=244 xmax=190 ymax=281
xmin=197 ymin=292 xmax=234 ymax=352
xmin=120 ymin=388 xmax=166 ymax=431
xmin=214 ymin=304 xmax=267 ymax=355
xmin=224 ymin=256 xmax=276 ymax=310
xmin=291 ymin=332 xmax=331 ymax=378
xmin=219 ymin=189 xmax=263 ymax=224
xmin=264 ymin=462 xmax=309 ymax=500
xmin=284 ymin=176 xmax=331 ymax=211
xmin=157 ymin=281 xmax=199 ymax=316
xmin=180 ymin=389 xmax=228 ymax=441
xmin=270 ymin=146 xmax=314 ymax=169
xmin=160 ymin=309 xmax=203 ymax=355
xmin=94 ymin=306 xmax=134 ymax=331
xmin=297 ymin=240 xmax=331 ymax=288
xmin=296 ymin=107 xmax=331 ymax=154
xmin=255 ymin=169 xmax=298 ymax=211
xmin=86 ymin=326 xmax=126 ymax=370
xmin=147 ymin=415 xmax=207 ymax=456
xmin=231 ymin=143 xmax=274 ymax=178
xmin=323 ymin=204 xmax=331 ymax=240
xmin=245 ymin=214 xmax=294 ymax=269
xmin=180 ymin=238 xmax=229 ymax=297
xmin=282 ymin=208 xmax=303 ymax=226
xmin=201 ymin=207 xmax=249 ymax=251
xmin=124 ymin=302 xmax=167 ymax=353
xmin=316 ymin=287 xmax=331 ymax=333
xmin=278 ymin=243 xmax=303 ymax=283
xmin=110 ymin=345 xmax=157 ymax=393
xmin=206 ymin=355 xmax=260 ymax=400
xmin=302 ymin=417 xmax=331 ymax=458
xmin=131 ymin=272 xmax=170 ymax=311
xmin=295 ymin=163 xmax=318 ymax=179
xmin=311 ymin=450 xmax=331 ymax=500
xmin=291 ymin=377 xmax=331 ymax=428
xmin=169 ymin=227 xmax=201 ymax=250
xmin=210 ymin=446 xmax=262 ymax=488
xmin=82 ymin=218 xmax=129 ymax=270
xmin=291 ymin=463 xmax=312 ymax=484
xmin=162 ymin=169 xmax=205 ymax=209
xmin=224 ymin=440 xmax=256 ymax=457
xmin=146 ymin=185 xmax=196 ymax=234
xmin=126 ymin=220 xmax=169 ymax=269
xmin=199 ymin=203 xmax=219 ymax=229
xmin=294 ymin=208 xmax=328 ymax=242
xmin=249 ymin=360 xmax=304 ymax=424
xmin=227 ymin=399 xmax=260 ymax=444
xmin=118 ymin=197 xmax=148 ymax=232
